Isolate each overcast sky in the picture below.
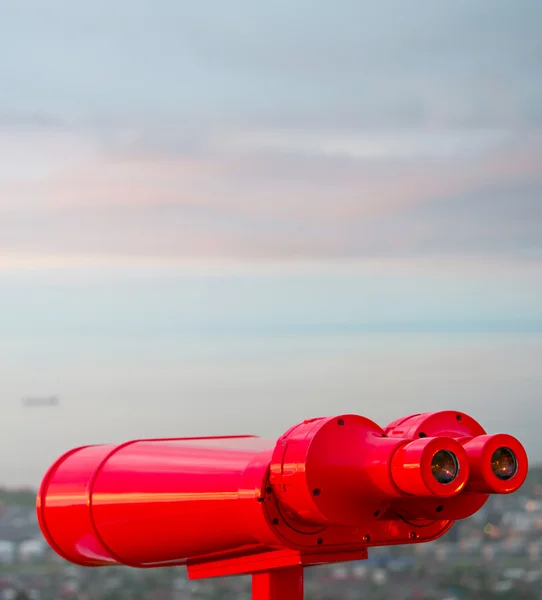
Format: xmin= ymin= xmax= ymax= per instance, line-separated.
xmin=1 ymin=0 xmax=541 ymax=263
xmin=0 ymin=1 xmax=541 ymax=486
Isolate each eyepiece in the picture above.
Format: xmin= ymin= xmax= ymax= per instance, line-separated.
xmin=462 ymin=434 xmax=528 ymax=494
xmin=391 ymin=437 xmax=469 ymax=498
xmin=431 ymin=450 xmax=459 ymax=484
xmin=491 ymin=447 xmax=517 ymax=481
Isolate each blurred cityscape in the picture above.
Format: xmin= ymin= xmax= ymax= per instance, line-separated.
xmin=0 ymin=467 xmax=541 ymax=600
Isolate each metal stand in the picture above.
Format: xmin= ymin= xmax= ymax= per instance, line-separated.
xmin=252 ymin=565 xmax=304 ymax=600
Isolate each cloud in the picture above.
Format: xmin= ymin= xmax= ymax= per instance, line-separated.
xmin=2 ymin=2 xmax=542 ymax=488
xmin=1 ymin=1 xmax=541 ymax=128
xmin=338 ymin=177 xmax=542 ymax=259
xmin=0 ymin=125 xmax=541 ymax=262
xmin=0 ymin=2 xmax=541 ymax=264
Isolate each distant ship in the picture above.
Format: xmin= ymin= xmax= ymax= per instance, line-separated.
xmin=21 ymin=396 xmax=59 ymax=407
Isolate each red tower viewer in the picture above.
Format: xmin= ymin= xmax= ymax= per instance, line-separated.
xmin=37 ymin=411 xmax=528 ymax=600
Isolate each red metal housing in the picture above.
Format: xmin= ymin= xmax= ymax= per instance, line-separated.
xmin=37 ymin=411 xmax=528 ymax=583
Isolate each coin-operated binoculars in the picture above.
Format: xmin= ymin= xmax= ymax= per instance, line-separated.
xmin=37 ymin=411 xmax=528 ymax=600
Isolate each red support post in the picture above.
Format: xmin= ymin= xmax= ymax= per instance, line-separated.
xmin=252 ymin=566 xmax=304 ymax=600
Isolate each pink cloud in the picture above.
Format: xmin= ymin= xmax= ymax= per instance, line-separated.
xmin=11 ymin=140 xmax=539 ymax=218
xmin=0 ymin=128 xmax=541 ymax=261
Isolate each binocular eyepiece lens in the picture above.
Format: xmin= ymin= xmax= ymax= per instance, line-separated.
xmin=431 ymin=450 xmax=459 ymax=484
xmin=491 ymin=447 xmax=517 ymax=481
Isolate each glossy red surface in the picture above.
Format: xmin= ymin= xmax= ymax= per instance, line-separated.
xmin=37 ymin=410 xmax=529 ymax=593
xmin=252 ymin=566 xmax=303 ymax=600
xmin=462 ymin=433 xmax=528 ymax=494
xmin=390 ymin=436 xmax=469 ymax=498
xmin=384 ymin=411 xmax=486 ymax=440
xmin=384 ymin=411 xmax=529 ymax=522
xmin=38 ymin=436 xmax=277 ymax=567
xmin=269 ymin=415 xmax=407 ymax=527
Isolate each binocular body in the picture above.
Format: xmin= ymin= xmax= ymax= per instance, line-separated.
xmin=37 ymin=411 xmax=527 ymax=581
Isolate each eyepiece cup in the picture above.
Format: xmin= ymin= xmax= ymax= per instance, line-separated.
xmin=462 ymin=433 xmax=528 ymax=494
xmin=391 ymin=437 xmax=469 ymax=498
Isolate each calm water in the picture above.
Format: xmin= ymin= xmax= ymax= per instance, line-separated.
xmin=1 ymin=329 xmax=540 ymax=487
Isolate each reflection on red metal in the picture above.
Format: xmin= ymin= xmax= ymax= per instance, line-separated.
xmin=37 ymin=411 xmax=528 ymax=600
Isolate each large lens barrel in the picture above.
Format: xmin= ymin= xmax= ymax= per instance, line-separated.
xmin=37 ymin=437 xmax=276 ymax=567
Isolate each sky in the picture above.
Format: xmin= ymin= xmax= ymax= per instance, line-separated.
xmin=0 ymin=1 xmax=541 ymax=486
